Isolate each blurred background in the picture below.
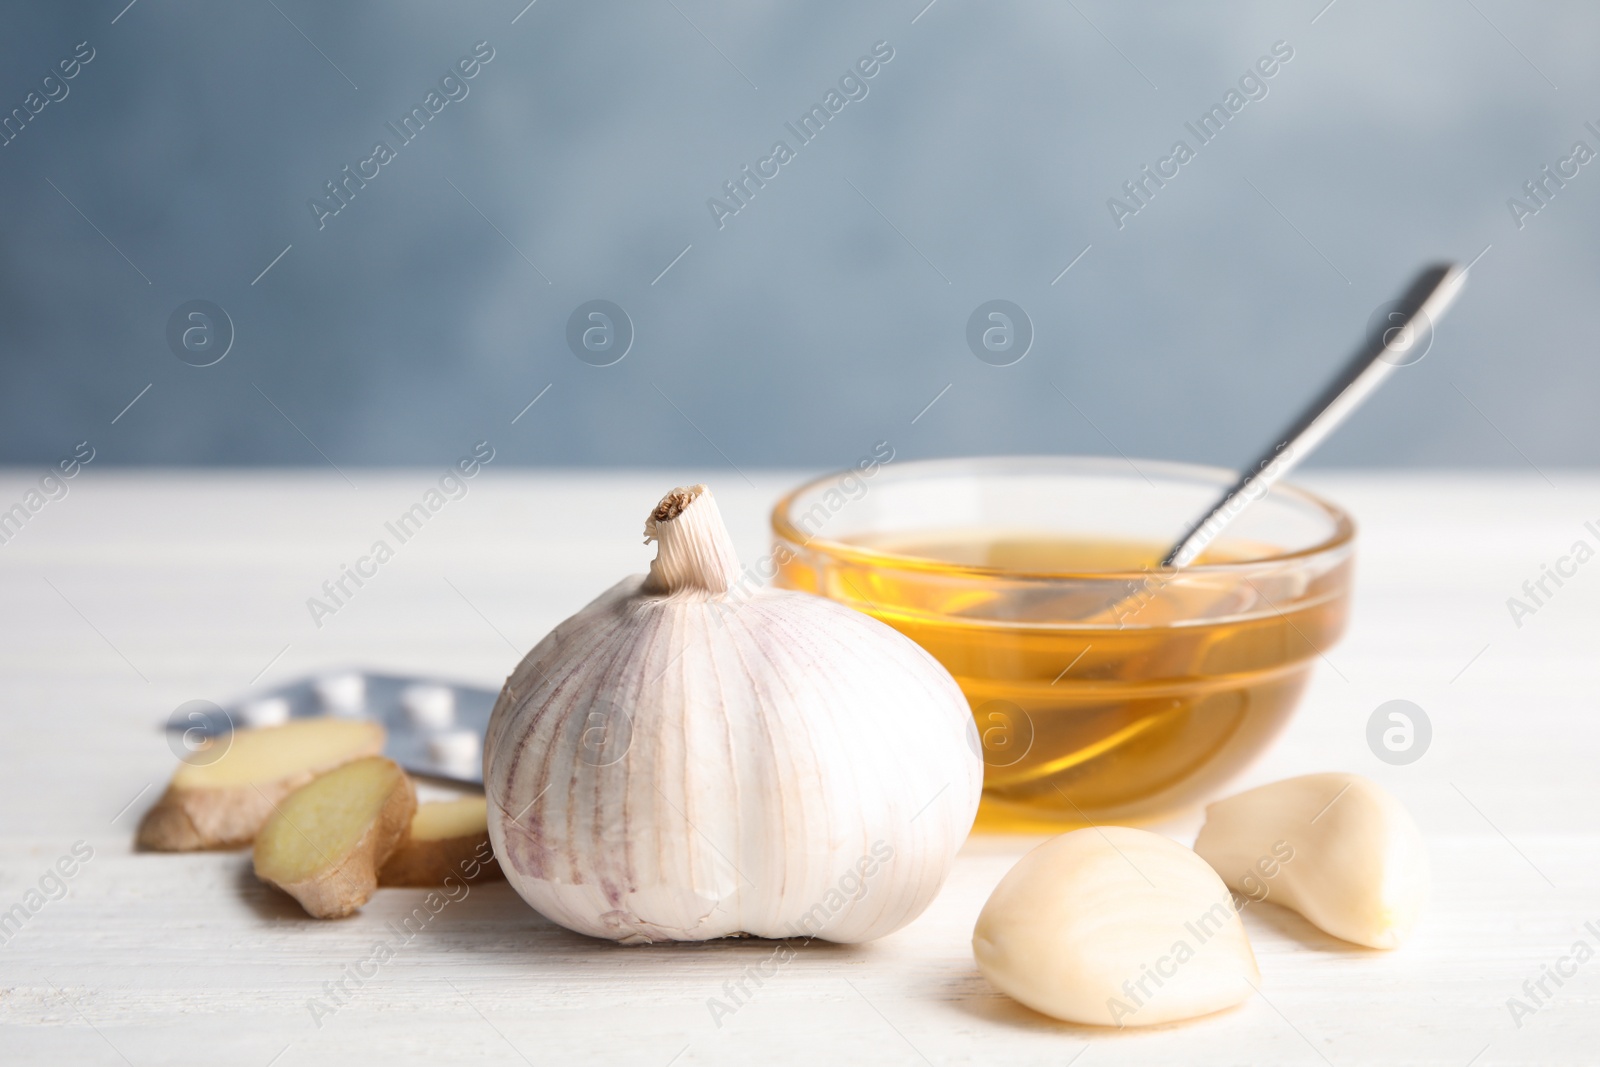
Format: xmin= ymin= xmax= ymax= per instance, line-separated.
xmin=0 ymin=0 xmax=1592 ymax=472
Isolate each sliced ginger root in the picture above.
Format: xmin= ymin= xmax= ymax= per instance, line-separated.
xmin=138 ymin=718 xmax=386 ymax=851
xmin=379 ymin=796 xmax=502 ymax=887
xmin=253 ymin=756 xmax=416 ymax=918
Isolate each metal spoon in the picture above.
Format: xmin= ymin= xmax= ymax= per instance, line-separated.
xmin=988 ymin=266 xmax=1469 ymax=790
xmin=1161 ymin=262 xmax=1466 ymax=569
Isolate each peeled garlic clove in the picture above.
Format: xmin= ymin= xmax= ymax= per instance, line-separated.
xmin=485 ymin=484 xmax=982 ymax=944
xmin=973 ymin=827 xmax=1260 ymax=1027
xmin=1192 ymin=772 xmax=1428 ymax=949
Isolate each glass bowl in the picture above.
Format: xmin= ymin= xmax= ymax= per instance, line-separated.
xmin=770 ymin=456 xmax=1355 ymax=829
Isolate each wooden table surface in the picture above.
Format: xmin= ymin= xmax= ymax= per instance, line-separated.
xmin=1 ymin=469 xmax=1595 ymax=1066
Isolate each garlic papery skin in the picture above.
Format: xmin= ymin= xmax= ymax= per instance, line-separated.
xmin=484 ymin=484 xmax=982 ymax=945
xmin=973 ymin=827 xmax=1260 ymax=1027
xmin=1192 ymin=773 xmax=1429 ymax=949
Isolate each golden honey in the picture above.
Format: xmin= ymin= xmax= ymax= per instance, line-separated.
xmin=776 ymin=531 xmax=1351 ymax=830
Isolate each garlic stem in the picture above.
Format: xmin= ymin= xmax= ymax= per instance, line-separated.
xmin=642 ymin=484 xmax=743 ymax=597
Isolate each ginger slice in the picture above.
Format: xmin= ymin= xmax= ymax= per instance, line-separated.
xmin=138 ymin=718 xmax=386 ymax=851
xmin=253 ymin=756 xmax=416 ymax=918
xmin=379 ymin=796 xmax=503 ymax=887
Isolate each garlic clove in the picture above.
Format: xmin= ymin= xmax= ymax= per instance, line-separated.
xmin=1192 ymin=772 xmax=1429 ymax=949
xmin=973 ymin=826 xmax=1260 ymax=1027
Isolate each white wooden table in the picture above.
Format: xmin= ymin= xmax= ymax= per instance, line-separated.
xmin=1 ymin=469 xmax=1595 ymax=1066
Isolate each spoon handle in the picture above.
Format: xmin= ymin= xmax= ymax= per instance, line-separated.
xmin=1162 ymin=263 xmax=1466 ymax=569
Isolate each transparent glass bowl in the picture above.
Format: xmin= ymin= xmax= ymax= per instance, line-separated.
xmin=771 ymin=456 xmax=1355 ymax=829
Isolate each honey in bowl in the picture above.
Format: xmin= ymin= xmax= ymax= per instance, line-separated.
xmin=770 ymin=458 xmax=1355 ymax=831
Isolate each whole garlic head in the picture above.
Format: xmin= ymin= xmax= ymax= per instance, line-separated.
xmin=974 ymin=827 xmax=1260 ymax=1027
xmin=485 ymin=484 xmax=982 ymax=944
xmin=1193 ymin=772 xmax=1429 ymax=949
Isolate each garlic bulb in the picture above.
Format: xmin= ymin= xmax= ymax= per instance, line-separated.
xmin=1192 ymin=773 xmax=1429 ymax=949
xmin=484 ymin=484 xmax=982 ymax=944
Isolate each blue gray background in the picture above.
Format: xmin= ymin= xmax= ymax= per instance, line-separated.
xmin=1 ymin=0 xmax=1593 ymax=472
